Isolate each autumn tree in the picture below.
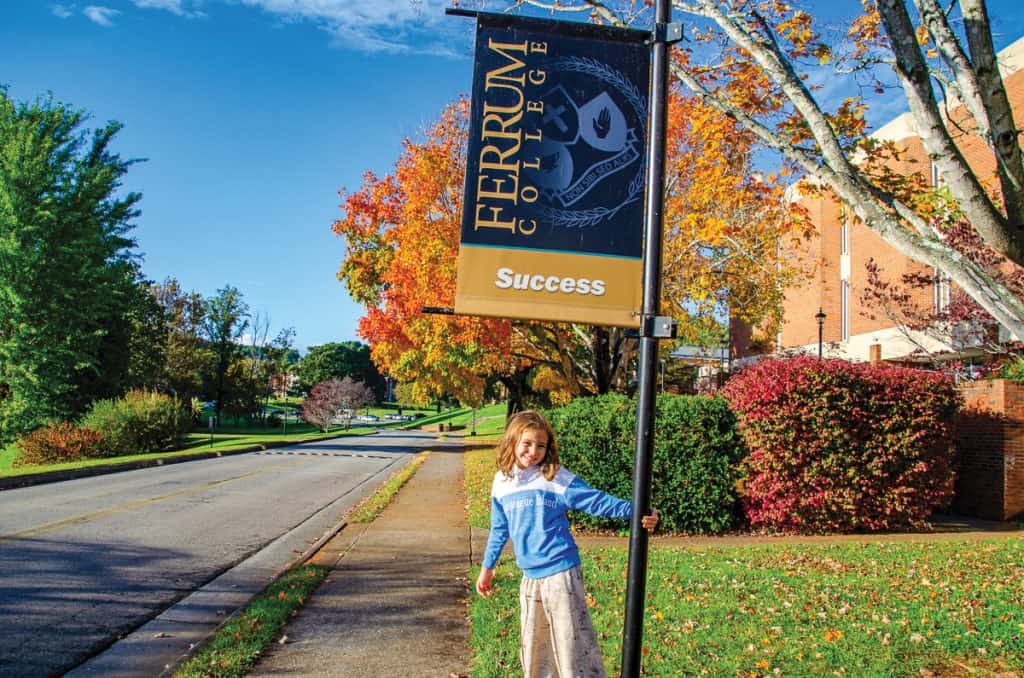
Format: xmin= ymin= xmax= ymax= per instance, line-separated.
xmin=860 ymin=211 xmax=1024 ymax=359
xmin=300 ymin=378 xmax=347 ymax=433
xmin=336 ymin=377 xmax=376 ymax=429
xmin=335 ymin=89 xmax=794 ymax=407
xmin=334 ymin=100 xmax=520 ymax=409
xmin=548 ymin=0 xmax=1024 ymax=340
xmin=661 ymin=87 xmax=809 ymax=343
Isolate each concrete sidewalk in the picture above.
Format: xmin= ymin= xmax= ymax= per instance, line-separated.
xmin=244 ymin=445 xmax=1023 ymax=678
xmin=249 ymin=448 xmax=472 ymax=678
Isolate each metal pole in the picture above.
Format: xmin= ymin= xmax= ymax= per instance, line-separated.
xmin=621 ymin=1 xmax=672 ymax=675
xmin=816 ymin=308 xmax=825 ymax=359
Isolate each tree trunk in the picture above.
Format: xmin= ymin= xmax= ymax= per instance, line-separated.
xmin=590 ymin=327 xmax=612 ymax=394
xmin=500 ymin=370 xmax=530 ymax=418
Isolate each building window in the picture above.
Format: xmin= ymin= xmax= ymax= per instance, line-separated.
xmin=840 ymin=217 xmax=849 ymax=255
xmin=841 ymin=280 xmax=850 ymax=341
xmin=934 ymin=268 xmax=951 ymax=312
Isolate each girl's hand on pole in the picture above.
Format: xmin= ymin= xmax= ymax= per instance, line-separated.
xmin=641 ymin=507 xmax=659 ymax=532
xmin=476 ymin=566 xmax=495 ymax=598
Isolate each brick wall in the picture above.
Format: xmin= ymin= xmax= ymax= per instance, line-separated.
xmin=766 ymin=39 xmax=1024 ymax=359
xmin=954 ymin=379 xmax=1024 ymax=521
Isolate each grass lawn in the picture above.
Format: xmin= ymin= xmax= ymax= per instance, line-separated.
xmin=465 ymin=447 xmax=497 ymax=529
xmin=0 ymin=399 xmax=499 ymax=477
xmin=470 ymin=541 xmax=1024 ymax=677
xmin=0 ymin=420 xmax=374 ymax=478
xmin=175 ymin=563 xmax=331 ymax=678
xmin=464 ymin=447 xmax=1024 ymax=677
xmin=439 ymin=403 xmax=507 ymax=437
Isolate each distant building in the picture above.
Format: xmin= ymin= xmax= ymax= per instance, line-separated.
xmin=733 ymin=36 xmax=1024 ymax=367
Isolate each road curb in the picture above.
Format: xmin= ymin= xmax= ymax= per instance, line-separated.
xmin=0 ymin=431 xmax=382 ymax=492
xmin=65 ymin=445 xmax=421 ymax=678
xmin=161 ymin=450 xmax=434 ymax=676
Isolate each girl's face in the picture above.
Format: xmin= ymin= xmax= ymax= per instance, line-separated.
xmin=514 ymin=427 xmax=549 ymax=470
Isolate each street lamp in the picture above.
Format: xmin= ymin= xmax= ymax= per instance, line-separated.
xmin=815 ymin=308 xmax=826 ymax=359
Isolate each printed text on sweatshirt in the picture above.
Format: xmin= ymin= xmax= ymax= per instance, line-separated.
xmin=482 ymin=465 xmax=632 ymax=579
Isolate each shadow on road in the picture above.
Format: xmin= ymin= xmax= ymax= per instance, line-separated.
xmin=0 ymin=536 xmax=195 ymax=675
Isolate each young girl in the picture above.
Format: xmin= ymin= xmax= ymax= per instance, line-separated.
xmin=476 ymin=410 xmax=658 ymax=678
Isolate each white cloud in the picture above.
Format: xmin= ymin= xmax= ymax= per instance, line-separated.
xmin=131 ymin=0 xmax=186 ymax=14
xmin=130 ymin=0 xmax=204 ymax=18
xmin=232 ymin=0 xmax=462 ymax=56
xmin=51 ymin=4 xmax=75 ymax=19
xmin=78 ymin=0 xmax=467 ymax=54
xmin=83 ymin=5 xmax=121 ymax=26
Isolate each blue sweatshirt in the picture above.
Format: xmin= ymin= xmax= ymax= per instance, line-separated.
xmin=482 ymin=465 xmax=633 ymax=579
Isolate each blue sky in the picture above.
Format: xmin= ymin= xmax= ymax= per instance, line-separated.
xmin=2 ymin=1 xmax=1023 ymax=352
xmin=2 ymin=0 xmax=477 ymax=352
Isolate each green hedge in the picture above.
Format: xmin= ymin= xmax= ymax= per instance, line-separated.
xmin=81 ymin=389 xmax=192 ymax=458
xmin=547 ymin=393 xmax=743 ymax=534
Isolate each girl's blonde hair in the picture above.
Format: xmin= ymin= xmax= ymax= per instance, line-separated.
xmin=496 ymin=410 xmax=560 ymax=480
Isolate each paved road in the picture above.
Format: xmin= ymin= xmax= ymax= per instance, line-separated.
xmin=0 ymin=431 xmax=450 ymax=677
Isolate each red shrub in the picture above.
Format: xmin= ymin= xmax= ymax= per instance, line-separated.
xmin=721 ymin=357 xmax=960 ymax=533
xmin=15 ymin=422 xmax=104 ymax=467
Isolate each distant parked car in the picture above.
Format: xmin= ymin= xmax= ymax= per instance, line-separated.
xmin=358 ymin=414 xmax=380 ymax=423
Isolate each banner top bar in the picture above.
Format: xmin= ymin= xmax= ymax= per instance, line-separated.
xmin=445 ymin=7 xmax=652 ymax=44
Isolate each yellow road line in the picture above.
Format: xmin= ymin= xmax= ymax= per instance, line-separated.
xmin=0 ymin=459 xmax=308 ymax=545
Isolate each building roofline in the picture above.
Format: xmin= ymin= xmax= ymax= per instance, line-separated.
xmin=873 ymin=34 xmax=1024 ymax=143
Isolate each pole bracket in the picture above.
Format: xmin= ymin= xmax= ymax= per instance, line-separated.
xmin=640 ymin=315 xmax=677 ymax=338
xmin=651 ymin=22 xmax=683 ymax=44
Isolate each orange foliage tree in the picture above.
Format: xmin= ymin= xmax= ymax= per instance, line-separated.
xmin=334 ymin=86 xmax=801 ymax=403
xmin=334 ymin=101 xmax=516 ymax=408
xmin=662 ymin=83 xmax=807 ymax=344
xmin=334 ymin=101 xmax=634 ymax=409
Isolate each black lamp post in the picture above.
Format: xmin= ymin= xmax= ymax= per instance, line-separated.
xmin=815 ymin=308 xmax=826 ymax=359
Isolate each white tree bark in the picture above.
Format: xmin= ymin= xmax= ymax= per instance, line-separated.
xmin=564 ymin=0 xmax=1024 ymax=340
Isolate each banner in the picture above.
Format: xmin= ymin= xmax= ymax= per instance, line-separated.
xmin=455 ymin=13 xmax=649 ymax=327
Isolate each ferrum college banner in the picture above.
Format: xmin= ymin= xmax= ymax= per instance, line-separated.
xmin=455 ymin=13 xmax=650 ymax=327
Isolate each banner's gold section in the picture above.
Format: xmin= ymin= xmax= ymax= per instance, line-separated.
xmin=454 ymin=246 xmax=641 ymax=327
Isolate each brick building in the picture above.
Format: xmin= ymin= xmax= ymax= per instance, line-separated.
xmin=735 ymin=36 xmax=1024 ymax=365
